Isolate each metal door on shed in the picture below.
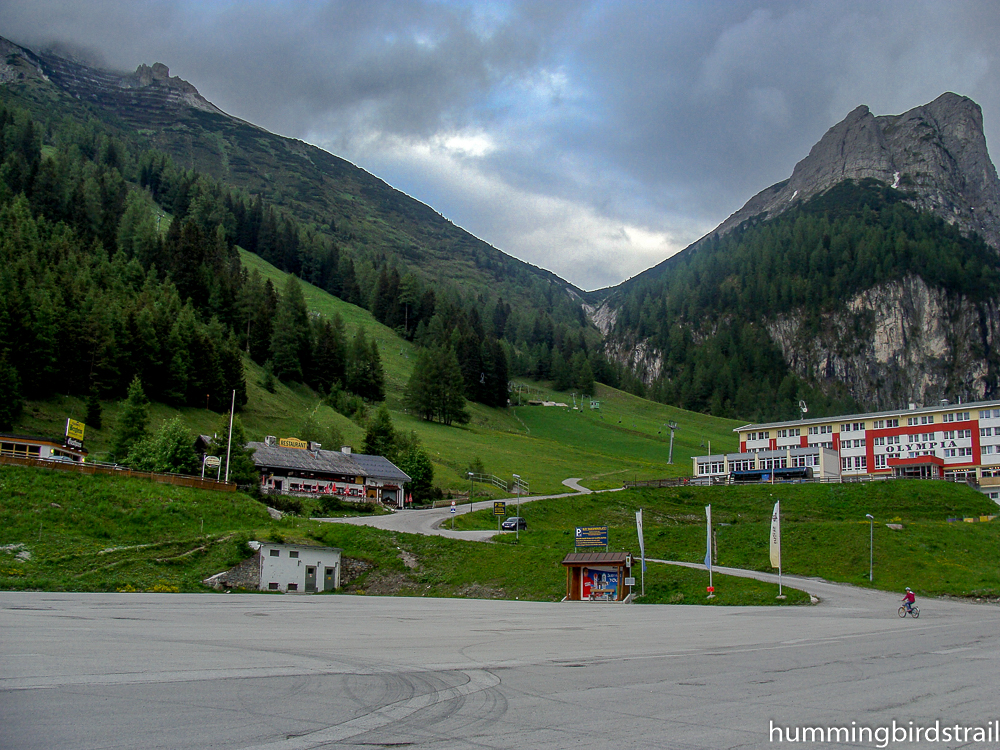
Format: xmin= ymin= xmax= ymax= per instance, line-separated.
xmin=324 ymin=565 xmax=338 ymax=591
xmin=305 ymin=566 xmax=317 ymax=592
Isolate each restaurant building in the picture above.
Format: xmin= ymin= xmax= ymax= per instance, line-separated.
xmin=249 ymin=437 xmax=410 ymax=507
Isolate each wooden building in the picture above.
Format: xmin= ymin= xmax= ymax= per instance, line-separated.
xmin=561 ymin=552 xmax=633 ymax=601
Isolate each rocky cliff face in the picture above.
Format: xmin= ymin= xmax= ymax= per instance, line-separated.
xmin=714 ymin=93 xmax=1000 ymax=251
xmin=0 ymin=35 xmax=225 ymax=121
xmin=767 ymin=276 xmax=1000 ymax=408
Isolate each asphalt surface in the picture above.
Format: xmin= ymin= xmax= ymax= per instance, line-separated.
xmin=315 ymin=478 xmax=611 ymax=541
xmin=2 ymin=587 xmax=998 ymax=749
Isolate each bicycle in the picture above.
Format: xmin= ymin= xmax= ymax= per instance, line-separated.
xmin=897 ymin=604 xmax=920 ymax=618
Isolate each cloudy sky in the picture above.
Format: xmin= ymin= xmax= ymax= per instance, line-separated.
xmin=2 ymin=1 xmax=999 ymax=290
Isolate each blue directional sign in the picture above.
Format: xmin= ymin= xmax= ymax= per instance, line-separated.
xmin=575 ymin=526 xmax=608 ymax=548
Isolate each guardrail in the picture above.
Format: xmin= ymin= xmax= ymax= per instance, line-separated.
xmin=0 ymin=455 xmax=236 ymax=492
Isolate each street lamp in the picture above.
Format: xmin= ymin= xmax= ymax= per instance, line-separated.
xmin=468 ymin=472 xmax=474 ymax=513
xmin=866 ymin=514 xmax=874 ymax=582
xmin=667 ymin=421 xmax=678 ymax=464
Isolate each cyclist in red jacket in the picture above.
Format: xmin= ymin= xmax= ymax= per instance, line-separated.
xmin=902 ymin=587 xmax=916 ymax=613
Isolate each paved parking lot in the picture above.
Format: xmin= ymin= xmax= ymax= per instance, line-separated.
xmin=2 ymin=588 xmax=998 ymax=749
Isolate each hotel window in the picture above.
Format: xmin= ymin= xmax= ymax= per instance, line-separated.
xmin=921 ymin=433 xmax=934 ymax=441
xmin=874 ymin=454 xmax=887 ymax=468
xmin=921 ymin=415 xmax=934 ymax=424
xmin=959 ymin=447 xmax=973 ymax=457
xmin=908 ymin=434 xmax=920 ymax=442
xmin=888 ymin=436 xmax=900 ymax=444
xmin=907 ymin=417 xmax=918 ymax=426
xmin=983 ymin=445 xmax=995 ymax=455
xmin=887 ymin=418 xmax=899 ymax=427
xmin=982 ymin=427 xmax=993 ymax=437
xmin=808 ymin=426 xmax=818 ymax=435
xmin=874 ymin=437 xmax=885 ymax=446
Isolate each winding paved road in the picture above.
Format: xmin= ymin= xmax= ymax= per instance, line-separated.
xmin=315 ymin=477 xmax=613 ymax=541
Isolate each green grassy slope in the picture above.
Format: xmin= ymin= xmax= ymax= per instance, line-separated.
xmin=3 ymin=465 xmax=994 ymax=604
xmin=15 ymin=249 xmax=738 ymax=494
xmin=455 ymin=480 xmax=1000 ymax=599
xmin=0 ymin=465 xmax=797 ymax=603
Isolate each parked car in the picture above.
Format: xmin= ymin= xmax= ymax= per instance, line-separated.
xmin=501 ymin=516 xmax=526 ymax=531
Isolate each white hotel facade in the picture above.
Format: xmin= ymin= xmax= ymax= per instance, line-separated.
xmin=693 ymin=399 xmax=1000 ymax=502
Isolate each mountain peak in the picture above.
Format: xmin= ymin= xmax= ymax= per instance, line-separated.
xmin=714 ymin=93 xmax=1000 ymax=249
xmin=0 ymin=36 xmax=225 ymax=119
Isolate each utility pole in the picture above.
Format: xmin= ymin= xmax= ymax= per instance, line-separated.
xmin=224 ymin=390 xmax=235 ymax=483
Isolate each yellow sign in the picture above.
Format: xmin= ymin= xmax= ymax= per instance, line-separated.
xmin=493 ymin=501 xmax=506 ymax=517
xmin=66 ymin=418 xmax=85 ymax=443
xmin=278 ymin=437 xmax=308 ymax=449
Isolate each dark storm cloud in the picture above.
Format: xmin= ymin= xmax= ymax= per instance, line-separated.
xmin=2 ymin=1 xmax=999 ymax=289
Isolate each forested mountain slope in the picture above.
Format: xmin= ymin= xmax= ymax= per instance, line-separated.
xmin=594 ymin=95 xmax=1000 ymax=421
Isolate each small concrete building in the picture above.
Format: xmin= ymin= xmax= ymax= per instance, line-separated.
xmin=258 ymin=542 xmax=342 ymax=593
xmin=203 ymin=542 xmax=342 ymax=593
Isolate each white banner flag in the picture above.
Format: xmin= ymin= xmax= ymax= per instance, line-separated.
xmin=635 ymin=509 xmax=646 ymax=571
xmin=769 ymin=501 xmax=781 ymax=569
xmin=704 ymin=505 xmax=712 ymax=571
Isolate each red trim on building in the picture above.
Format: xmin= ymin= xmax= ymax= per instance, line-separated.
xmin=832 ymin=434 xmax=840 ymax=451
xmin=740 ymin=440 xmax=746 ymax=452
xmin=769 ymin=438 xmax=777 ymax=450
xmin=800 ymin=435 xmax=808 ymax=448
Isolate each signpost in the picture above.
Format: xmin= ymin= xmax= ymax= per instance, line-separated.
xmin=451 ymin=500 xmax=456 ymax=529
xmin=65 ymin=418 xmax=85 ymax=450
xmin=494 ymin=501 xmax=506 ymax=532
xmin=575 ymin=526 xmax=609 ymax=550
xmin=201 ymin=454 xmax=221 ymax=479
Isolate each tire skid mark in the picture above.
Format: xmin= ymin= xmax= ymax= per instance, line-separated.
xmin=240 ymin=669 xmax=502 ymax=750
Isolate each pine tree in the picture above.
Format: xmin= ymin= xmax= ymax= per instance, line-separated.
xmin=85 ymin=387 xmax=102 ymax=430
xmin=0 ymin=350 xmax=22 ymax=430
xmin=398 ymin=446 xmax=435 ymax=503
xmin=111 ymin=376 xmax=150 ymax=461
xmin=404 ymin=345 xmax=469 ymax=426
xmin=362 ymin=404 xmax=398 ymax=460
xmin=551 ymin=348 xmax=572 ymax=391
xmin=270 ymin=276 xmax=310 ymax=381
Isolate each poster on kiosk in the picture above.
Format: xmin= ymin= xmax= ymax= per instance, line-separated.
xmin=581 ymin=567 xmax=619 ymax=601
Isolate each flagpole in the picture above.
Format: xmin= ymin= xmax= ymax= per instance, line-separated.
xmin=770 ymin=500 xmax=785 ymax=599
xmin=705 ymin=504 xmax=714 ymax=598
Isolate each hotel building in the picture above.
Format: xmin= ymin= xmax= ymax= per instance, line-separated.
xmin=692 ymin=399 xmax=1000 ymax=502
